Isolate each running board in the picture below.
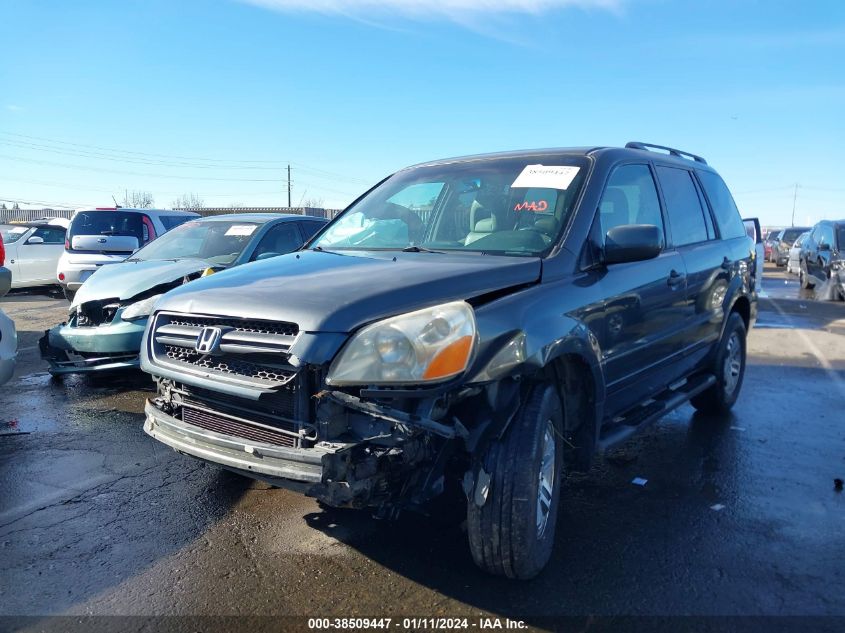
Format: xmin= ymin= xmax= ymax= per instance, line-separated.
xmin=596 ymin=373 xmax=717 ymax=453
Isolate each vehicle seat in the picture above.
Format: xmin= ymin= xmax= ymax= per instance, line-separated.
xmin=464 ymin=193 xmax=506 ymax=245
xmin=464 ymin=215 xmax=498 ymax=245
xmin=532 ymin=216 xmax=560 ymax=242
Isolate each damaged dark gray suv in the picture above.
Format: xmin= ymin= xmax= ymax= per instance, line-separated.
xmin=141 ymin=142 xmax=757 ymax=579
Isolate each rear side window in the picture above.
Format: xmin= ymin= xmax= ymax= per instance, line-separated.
xmin=697 ymin=171 xmax=746 ymax=240
xmin=299 ymin=221 xmax=325 ymax=240
xmin=599 ymin=164 xmax=664 ymax=245
xmin=160 ymin=215 xmax=195 ymax=231
xmin=250 ymin=223 xmax=302 ymax=261
xmin=656 ymin=166 xmax=709 ymax=247
xmin=32 ymin=226 xmax=66 ymax=244
xmin=836 ymin=226 xmax=845 ymax=250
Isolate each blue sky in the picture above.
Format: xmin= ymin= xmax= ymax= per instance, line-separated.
xmin=1 ymin=0 xmax=843 ymax=226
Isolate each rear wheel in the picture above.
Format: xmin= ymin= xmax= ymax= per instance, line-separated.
xmin=691 ymin=312 xmax=747 ymax=415
xmin=800 ymin=261 xmax=814 ymax=289
xmin=63 ymin=287 xmax=76 ymax=303
xmin=467 ymin=382 xmax=564 ymax=579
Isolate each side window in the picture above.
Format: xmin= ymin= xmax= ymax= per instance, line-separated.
xmin=697 ymin=171 xmax=746 ymax=240
xmin=299 ymin=221 xmax=325 ymax=241
xmin=820 ymin=225 xmax=835 ymax=247
xmin=656 ymin=166 xmax=709 ymax=247
xmin=32 ymin=227 xmax=66 ymax=244
xmin=160 ymin=215 xmax=194 ymax=231
xmin=250 ymin=223 xmax=302 ymax=261
xmin=599 ymin=164 xmax=664 ymax=246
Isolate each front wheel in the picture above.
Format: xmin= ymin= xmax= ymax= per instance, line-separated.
xmin=691 ymin=312 xmax=747 ymax=415
xmin=467 ymin=382 xmax=564 ymax=579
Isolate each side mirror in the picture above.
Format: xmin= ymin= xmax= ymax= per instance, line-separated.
xmin=604 ymin=224 xmax=662 ymax=265
xmin=819 ymin=243 xmax=831 ymax=252
xmin=26 ymin=236 xmax=45 ymax=245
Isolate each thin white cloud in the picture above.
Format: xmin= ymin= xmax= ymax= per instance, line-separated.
xmin=5 ymin=104 xmax=24 ymax=112
xmin=241 ymin=0 xmax=623 ymax=22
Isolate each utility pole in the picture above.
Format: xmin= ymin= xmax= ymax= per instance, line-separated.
xmin=791 ymin=183 xmax=798 ymax=227
xmin=287 ymin=165 xmax=292 ymax=208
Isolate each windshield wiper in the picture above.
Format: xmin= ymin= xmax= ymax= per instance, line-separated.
xmin=401 ymin=245 xmax=445 ymax=254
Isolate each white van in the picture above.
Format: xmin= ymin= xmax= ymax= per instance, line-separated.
xmin=56 ymin=208 xmax=199 ymax=301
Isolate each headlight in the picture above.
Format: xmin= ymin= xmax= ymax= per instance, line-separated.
xmin=121 ymin=294 xmax=163 ymax=321
xmin=326 ymin=301 xmax=476 ymax=386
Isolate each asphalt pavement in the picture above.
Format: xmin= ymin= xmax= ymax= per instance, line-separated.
xmin=1 ymin=264 xmax=844 ymax=628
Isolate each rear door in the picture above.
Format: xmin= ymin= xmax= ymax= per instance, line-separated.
xmin=595 ymin=163 xmax=689 ymax=414
xmin=743 ymin=217 xmax=763 ymax=292
xmin=655 ymin=165 xmax=726 ymax=351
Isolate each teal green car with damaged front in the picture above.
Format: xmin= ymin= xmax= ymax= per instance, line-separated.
xmin=40 ymin=213 xmax=327 ymax=375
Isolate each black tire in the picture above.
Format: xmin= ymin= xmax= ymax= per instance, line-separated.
xmin=467 ymin=382 xmax=564 ymax=579
xmin=800 ymin=261 xmax=814 ymax=289
xmin=691 ymin=312 xmax=747 ymax=415
xmin=63 ymin=287 xmax=76 ymax=302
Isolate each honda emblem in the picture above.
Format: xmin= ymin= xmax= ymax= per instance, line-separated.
xmin=195 ymin=326 xmax=223 ymax=354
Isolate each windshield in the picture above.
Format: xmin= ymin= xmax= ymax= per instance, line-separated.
xmin=0 ymin=225 xmax=29 ymax=244
xmin=129 ymin=220 xmax=260 ymax=265
xmin=313 ymin=155 xmax=589 ymax=257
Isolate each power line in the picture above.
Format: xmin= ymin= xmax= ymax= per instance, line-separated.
xmin=0 ymin=131 xmax=371 ymax=184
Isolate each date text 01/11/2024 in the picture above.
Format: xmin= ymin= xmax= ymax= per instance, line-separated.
xmin=307 ymin=617 xmax=528 ymax=630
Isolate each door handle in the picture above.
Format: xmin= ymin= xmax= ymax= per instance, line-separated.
xmin=667 ymin=269 xmax=685 ymax=288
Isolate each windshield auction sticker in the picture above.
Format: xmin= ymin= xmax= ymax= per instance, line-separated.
xmin=511 ymin=165 xmax=580 ymax=190
xmin=225 ymin=224 xmax=257 ymax=236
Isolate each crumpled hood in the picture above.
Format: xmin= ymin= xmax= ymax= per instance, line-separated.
xmin=72 ymin=258 xmax=212 ymax=307
xmin=154 ymin=249 xmax=542 ymax=333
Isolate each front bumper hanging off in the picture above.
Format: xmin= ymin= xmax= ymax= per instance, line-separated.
xmin=39 ymin=320 xmax=145 ymax=374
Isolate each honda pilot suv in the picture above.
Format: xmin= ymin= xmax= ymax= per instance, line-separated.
xmin=141 ymin=142 xmax=757 ymax=579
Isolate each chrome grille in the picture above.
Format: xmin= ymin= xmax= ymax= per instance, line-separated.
xmin=166 ymin=316 xmax=297 ymax=337
xmin=151 ymin=312 xmax=299 ymax=387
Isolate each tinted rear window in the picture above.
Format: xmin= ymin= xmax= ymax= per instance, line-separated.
xmin=697 ymin=171 xmax=746 ymax=240
xmin=837 ymin=226 xmax=845 ymax=249
xmin=160 ymin=215 xmax=195 ymax=231
xmin=781 ymin=229 xmax=807 ymax=244
xmin=68 ymin=212 xmax=144 ymax=247
xmin=655 ymin=166 xmax=709 ymax=247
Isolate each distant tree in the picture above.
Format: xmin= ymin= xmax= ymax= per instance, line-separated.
xmin=172 ymin=193 xmax=204 ymax=209
xmin=301 ymin=197 xmax=325 ymax=209
xmin=12 ymin=202 xmax=20 ymax=210
xmin=122 ymin=190 xmax=155 ymax=209
xmin=0 ymin=203 xmax=7 ymax=210
xmin=229 ymin=202 xmax=244 ymax=209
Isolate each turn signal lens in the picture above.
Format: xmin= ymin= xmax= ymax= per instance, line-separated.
xmin=423 ymin=335 xmax=473 ymax=380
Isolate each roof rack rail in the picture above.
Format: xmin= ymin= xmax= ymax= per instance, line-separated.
xmin=625 ymin=142 xmax=707 ymax=165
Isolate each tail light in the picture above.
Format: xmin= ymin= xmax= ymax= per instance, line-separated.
xmin=65 ymin=238 xmax=71 ymax=250
xmin=58 ymin=272 xmax=65 ymax=281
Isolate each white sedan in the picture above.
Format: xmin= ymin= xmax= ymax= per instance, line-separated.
xmin=0 ymin=219 xmax=69 ymax=289
xmin=786 ymin=231 xmax=810 ymax=275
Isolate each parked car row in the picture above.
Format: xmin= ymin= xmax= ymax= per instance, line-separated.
xmin=0 ymin=232 xmax=17 ymax=385
xmin=40 ymin=213 xmax=327 ymax=374
xmin=15 ymin=142 xmax=760 ymax=580
xmin=798 ymin=219 xmax=845 ymax=299
xmin=0 ymin=218 xmax=69 ymax=290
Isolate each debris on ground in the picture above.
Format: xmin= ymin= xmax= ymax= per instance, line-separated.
xmin=606 ymin=450 xmax=638 ymax=466
xmin=835 ymin=479 xmax=844 ymax=492
xmin=710 ymin=503 xmax=726 ymax=511
xmin=631 ymin=477 xmax=648 ymax=486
